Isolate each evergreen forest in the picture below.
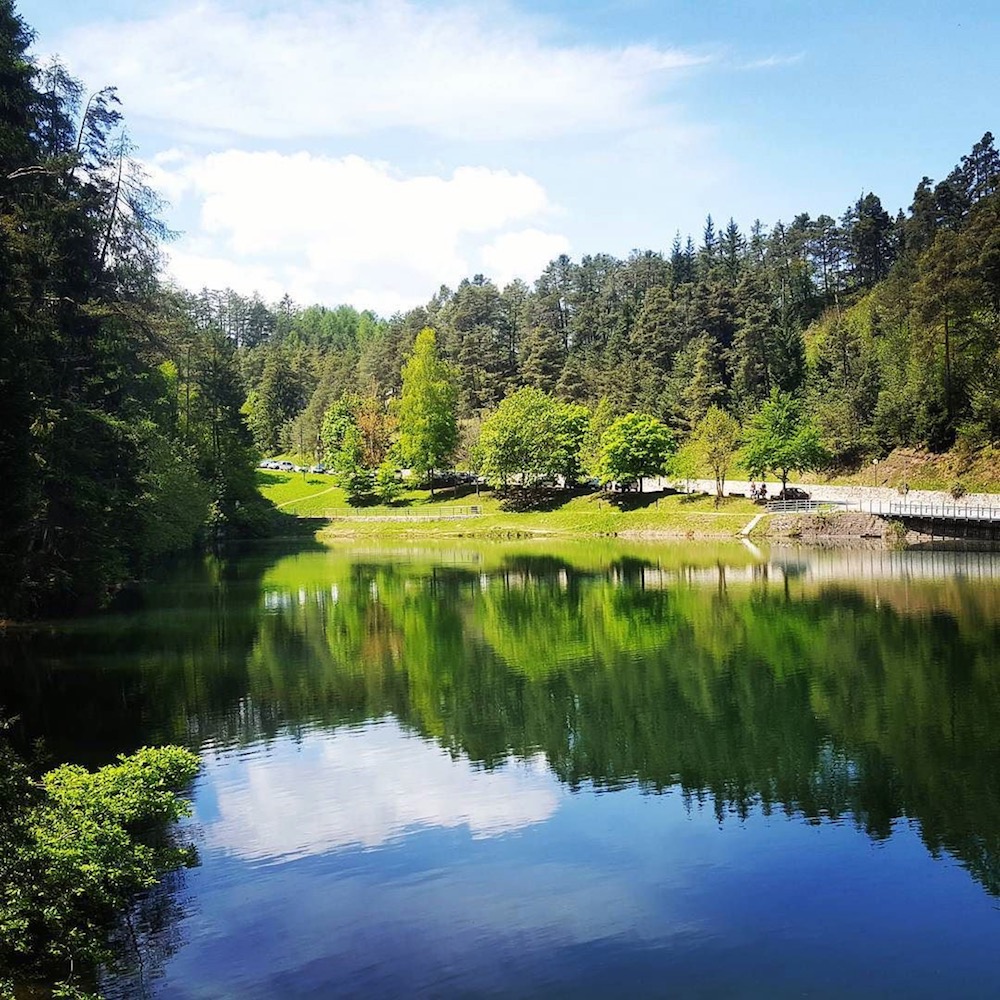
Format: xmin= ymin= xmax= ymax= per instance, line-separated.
xmin=3 ymin=0 xmax=1000 ymax=615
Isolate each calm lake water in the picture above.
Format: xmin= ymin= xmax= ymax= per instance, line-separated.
xmin=3 ymin=539 xmax=1000 ymax=998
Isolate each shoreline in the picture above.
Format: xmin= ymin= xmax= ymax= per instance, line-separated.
xmin=312 ymin=485 xmax=1000 ymax=548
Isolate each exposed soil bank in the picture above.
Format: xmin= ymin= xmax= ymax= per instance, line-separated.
xmin=763 ymin=511 xmax=907 ymax=544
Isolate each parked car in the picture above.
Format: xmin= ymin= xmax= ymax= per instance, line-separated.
xmin=778 ymin=486 xmax=811 ymax=501
xmin=309 ymin=464 xmax=326 ymax=474
xmin=278 ymin=461 xmax=294 ymax=472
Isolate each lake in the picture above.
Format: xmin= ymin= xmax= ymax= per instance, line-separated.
xmin=2 ymin=539 xmax=999 ymax=998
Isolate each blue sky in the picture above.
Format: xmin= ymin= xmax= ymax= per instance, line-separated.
xmin=18 ymin=0 xmax=1000 ymax=313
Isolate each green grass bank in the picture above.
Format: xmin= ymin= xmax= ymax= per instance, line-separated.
xmin=257 ymin=470 xmax=757 ymax=539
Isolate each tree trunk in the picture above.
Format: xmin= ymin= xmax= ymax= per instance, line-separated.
xmin=943 ymin=306 xmax=952 ymax=422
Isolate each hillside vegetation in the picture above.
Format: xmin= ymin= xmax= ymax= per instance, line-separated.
xmin=228 ymin=135 xmax=1000 ymax=494
xmin=3 ymin=0 xmax=999 ymax=615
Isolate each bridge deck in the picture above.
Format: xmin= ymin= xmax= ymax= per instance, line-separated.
xmin=765 ymin=499 xmax=1000 ymax=522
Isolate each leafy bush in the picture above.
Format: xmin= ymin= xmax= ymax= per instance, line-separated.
xmin=950 ymin=481 xmax=967 ymax=500
xmin=0 ymin=744 xmax=199 ymax=997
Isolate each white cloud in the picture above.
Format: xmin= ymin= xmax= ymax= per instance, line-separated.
xmin=199 ymin=719 xmax=562 ymax=863
xmin=55 ymin=0 xmax=709 ymax=142
xmin=740 ymin=53 xmax=806 ymax=70
xmin=155 ymin=149 xmax=566 ymax=311
xmin=164 ymin=249 xmax=288 ymax=300
xmin=480 ymin=229 xmax=571 ymax=287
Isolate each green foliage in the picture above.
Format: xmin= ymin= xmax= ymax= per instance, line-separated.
xmin=319 ymin=397 xmax=356 ymax=461
xmin=374 ymin=462 xmax=405 ymax=504
xmin=134 ymin=422 xmax=211 ymax=559
xmin=743 ymin=389 xmax=826 ymax=489
xmin=580 ymin=396 xmax=616 ymax=478
xmin=678 ymin=334 xmax=727 ymax=430
xmin=519 ymin=324 xmax=566 ymax=393
xmin=477 ymin=387 xmax=588 ymax=490
xmin=394 ymin=329 xmax=459 ymax=489
xmin=339 ymin=465 xmax=375 ymax=505
xmin=595 ymin=412 xmax=674 ymax=490
xmin=0 ymin=743 xmax=199 ymax=995
xmin=0 ymin=21 xmax=269 ymax=616
xmin=4 ymin=0 xmax=1000 ymax=622
xmin=694 ymin=407 xmax=742 ymax=497
xmin=317 ymin=393 xmax=398 ymax=505
xmin=667 ymin=439 xmax=701 ymax=485
xmin=244 ymin=348 xmax=302 ymax=456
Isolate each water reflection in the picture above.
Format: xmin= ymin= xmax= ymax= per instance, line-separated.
xmin=3 ymin=540 xmax=1000 ymax=996
xmin=199 ymin=720 xmax=560 ymax=863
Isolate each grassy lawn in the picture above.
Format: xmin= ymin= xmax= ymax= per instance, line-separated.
xmin=257 ymin=470 xmax=757 ymax=537
xmin=256 ymin=469 xmax=347 ymax=514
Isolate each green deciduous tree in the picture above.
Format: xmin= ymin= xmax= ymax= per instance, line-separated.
xmin=695 ymin=407 xmax=742 ymax=500
xmin=595 ymin=412 xmax=674 ymax=492
xmin=742 ymin=389 xmax=826 ymax=493
xmin=477 ymin=388 xmax=587 ymax=491
xmin=394 ymin=328 xmax=459 ymax=495
xmin=580 ymin=396 xmax=616 ymax=479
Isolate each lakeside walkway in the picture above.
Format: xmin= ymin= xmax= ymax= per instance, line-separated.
xmin=665 ymin=477 xmax=1000 ymax=511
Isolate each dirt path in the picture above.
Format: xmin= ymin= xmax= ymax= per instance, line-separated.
xmin=275 ymin=482 xmax=341 ymax=509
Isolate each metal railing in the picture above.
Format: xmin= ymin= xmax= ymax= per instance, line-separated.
xmin=765 ymin=500 xmax=848 ymax=514
xmin=764 ymin=498 xmax=1000 ymax=522
xmin=887 ymin=501 xmax=1000 ymax=521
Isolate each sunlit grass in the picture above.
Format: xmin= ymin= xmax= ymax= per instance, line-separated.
xmin=256 ymin=469 xmax=345 ymax=514
xmin=257 ymin=468 xmax=759 ymax=536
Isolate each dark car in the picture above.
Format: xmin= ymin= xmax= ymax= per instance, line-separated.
xmin=778 ymin=486 xmax=811 ymax=501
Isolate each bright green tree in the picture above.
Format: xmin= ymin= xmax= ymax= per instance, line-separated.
xmin=394 ymin=328 xmax=459 ymax=496
xmin=742 ymin=389 xmax=825 ymax=494
xmin=332 ymin=423 xmax=374 ymax=502
xmin=596 ymin=412 xmax=674 ymax=492
xmin=374 ymin=461 xmax=405 ymax=504
xmin=580 ymin=396 xmax=616 ymax=479
xmin=477 ymin=388 xmax=587 ymax=490
xmin=694 ymin=406 xmax=742 ymax=500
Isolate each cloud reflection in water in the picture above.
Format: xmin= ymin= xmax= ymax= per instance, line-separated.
xmin=196 ymin=718 xmax=562 ymax=864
